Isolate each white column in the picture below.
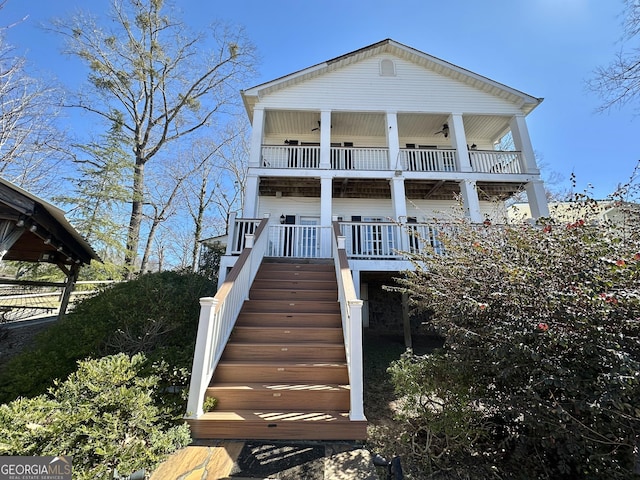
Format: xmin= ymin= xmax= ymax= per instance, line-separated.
xmin=348 ymin=298 xmax=366 ymax=422
xmin=320 ymin=110 xmax=332 ymax=169
xmin=449 ymin=113 xmax=471 ymax=172
xmin=510 ymin=115 xmax=538 ymax=174
xmin=320 ymin=175 xmax=332 ymax=227
xmin=249 ymin=107 xmax=265 ymax=168
xmin=390 ymin=176 xmax=408 ymax=252
xmin=525 ymin=180 xmax=550 ymax=218
xmin=459 ymin=180 xmax=483 ymax=223
xmin=386 ymin=112 xmax=400 ymax=171
xmin=390 ymin=176 xmax=407 ymax=221
xmin=243 ymin=175 xmax=259 ymax=218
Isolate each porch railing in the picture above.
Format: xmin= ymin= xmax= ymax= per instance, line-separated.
xmin=330 ymin=147 xmax=389 ymax=170
xmin=470 ymin=150 xmax=523 ymax=174
xmin=261 ymin=145 xmax=390 ymax=170
xmin=261 ymin=145 xmax=525 ymax=174
xmin=399 ymin=148 xmax=457 ymax=172
xmin=186 ymin=217 xmax=269 ymax=419
xmin=261 ymin=145 xmax=320 ymax=169
xmin=332 ymin=222 xmax=365 ymax=421
xmin=406 ymin=223 xmax=445 ymax=255
xmin=339 ymin=222 xmax=404 ymax=258
xmin=266 ymin=225 xmax=332 ymax=258
xmin=226 ymin=220 xmax=446 ymax=260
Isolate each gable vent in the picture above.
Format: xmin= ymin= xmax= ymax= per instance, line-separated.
xmin=379 ymin=59 xmax=396 ymax=76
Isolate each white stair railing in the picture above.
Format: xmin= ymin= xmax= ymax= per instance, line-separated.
xmin=332 ymin=222 xmax=365 ymax=422
xmin=186 ymin=217 xmax=269 ymax=419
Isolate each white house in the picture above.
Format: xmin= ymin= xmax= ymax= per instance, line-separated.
xmin=186 ymin=39 xmax=549 ymax=441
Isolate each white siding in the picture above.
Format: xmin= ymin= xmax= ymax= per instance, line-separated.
xmin=259 ymin=196 xmax=321 ymax=222
xmin=332 ymin=198 xmax=395 ymax=221
xmin=258 ymin=54 xmax=522 ymax=115
xmin=259 ymin=196 xmax=396 ymax=224
xmin=259 ymin=196 xmax=507 ymax=224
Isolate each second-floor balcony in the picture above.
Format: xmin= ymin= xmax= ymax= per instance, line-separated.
xmin=260 ymin=145 xmax=524 ymax=175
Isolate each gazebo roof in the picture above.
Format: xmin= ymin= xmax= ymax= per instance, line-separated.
xmin=0 ymin=177 xmax=100 ymax=266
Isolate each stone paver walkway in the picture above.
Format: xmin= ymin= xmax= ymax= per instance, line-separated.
xmin=150 ymin=442 xmax=378 ymax=479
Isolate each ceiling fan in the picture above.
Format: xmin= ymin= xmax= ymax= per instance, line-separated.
xmin=434 ymin=123 xmax=449 ymax=138
xmin=311 ymin=120 xmax=332 ymax=132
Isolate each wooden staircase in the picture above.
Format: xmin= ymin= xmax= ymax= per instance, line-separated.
xmin=187 ymin=260 xmax=367 ymax=441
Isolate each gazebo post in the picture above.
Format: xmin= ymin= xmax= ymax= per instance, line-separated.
xmin=58 ymin=263 xmax=80 ymax=320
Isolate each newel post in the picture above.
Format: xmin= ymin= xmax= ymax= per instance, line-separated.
xmin=348 ymin=298 xmax=366 ymax=421
xmin=186 ymin=297 xmax=218 ymax=418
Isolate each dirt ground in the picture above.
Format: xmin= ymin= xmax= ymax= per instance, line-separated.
xmin=363 ymin=331 xmax=444 ymax=478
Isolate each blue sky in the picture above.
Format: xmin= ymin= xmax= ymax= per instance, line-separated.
xmin=2 ymin=0 xmax=638 ymax=199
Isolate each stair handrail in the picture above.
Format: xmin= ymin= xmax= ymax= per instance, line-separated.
xmin=186 ymin=216 xmax=270 ymax=419
xmin=332 ymin=221 xmax=366 ymax=421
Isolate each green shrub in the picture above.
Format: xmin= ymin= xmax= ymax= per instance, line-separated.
xmin=0 ymin=270 xmax=213 ymax=403
xmin=393 ymin=199 xmax=640 ymax=479
xmin=0 ymin=353 xmax=191 ymax=479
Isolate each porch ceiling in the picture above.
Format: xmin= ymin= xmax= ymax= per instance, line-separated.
xmin=258 ymin=177 xmax=524 ymax=200
xmin=405 ymin=180 xmax=524 ymax=201
xmin=259 ymin=177 xmax=393 ymax=199
xmin=263 ymin=110 xmax=512 ymax=143
xmin=259 ymin=177 xmax=321 ymax=197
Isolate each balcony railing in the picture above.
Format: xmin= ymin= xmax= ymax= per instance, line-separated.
xmin=470 ymin=150 xmax=523 ymax=174
xmin=261 ymin=145 xmax=524 ymax=175
xmin=399 ymin=148 xmax=457 ymax=172
xmin=330 ymin=147 xmax=389 ymax=170
xmin=261 ymin=145 xmax=389 ymax=170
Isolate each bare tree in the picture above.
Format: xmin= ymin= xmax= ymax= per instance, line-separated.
xmin=0 ymin=27 xmax=66 ymax=194
xmin=52 ymin=0 xmax=256 ymax=276
xmin=183 ymin=122 xmax=249 ymax=271
xmin=588 ymin=0 xmax=640 ymax=113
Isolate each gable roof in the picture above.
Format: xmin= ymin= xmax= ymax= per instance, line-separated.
xmin=241 ymin=39 xmax=543 ymax=121
xmin=0 ymin=177 xmax=100 ymax=266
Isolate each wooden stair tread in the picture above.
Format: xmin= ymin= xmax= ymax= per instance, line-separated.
xmin=236 ymin=312 xmax=340 ymax=320
xmin=230 ymin=326 xmax=343 ymax=343
xmin=198 ymin=410 xmax=351 ymax=422
xmin=214 ymin=360 xmax=346 ymax=367
xmin=225 ymin=341 xmax=343 ymax=347
xmin=208 ymin=383 xmax=349 ymax=392
xmin=258 ymin=263 xmax=334 ymax=270
xmin=187 ymin=411 xmax=367 ymax=440
xmin=232 ymin=325 xmax=342 ymax=332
